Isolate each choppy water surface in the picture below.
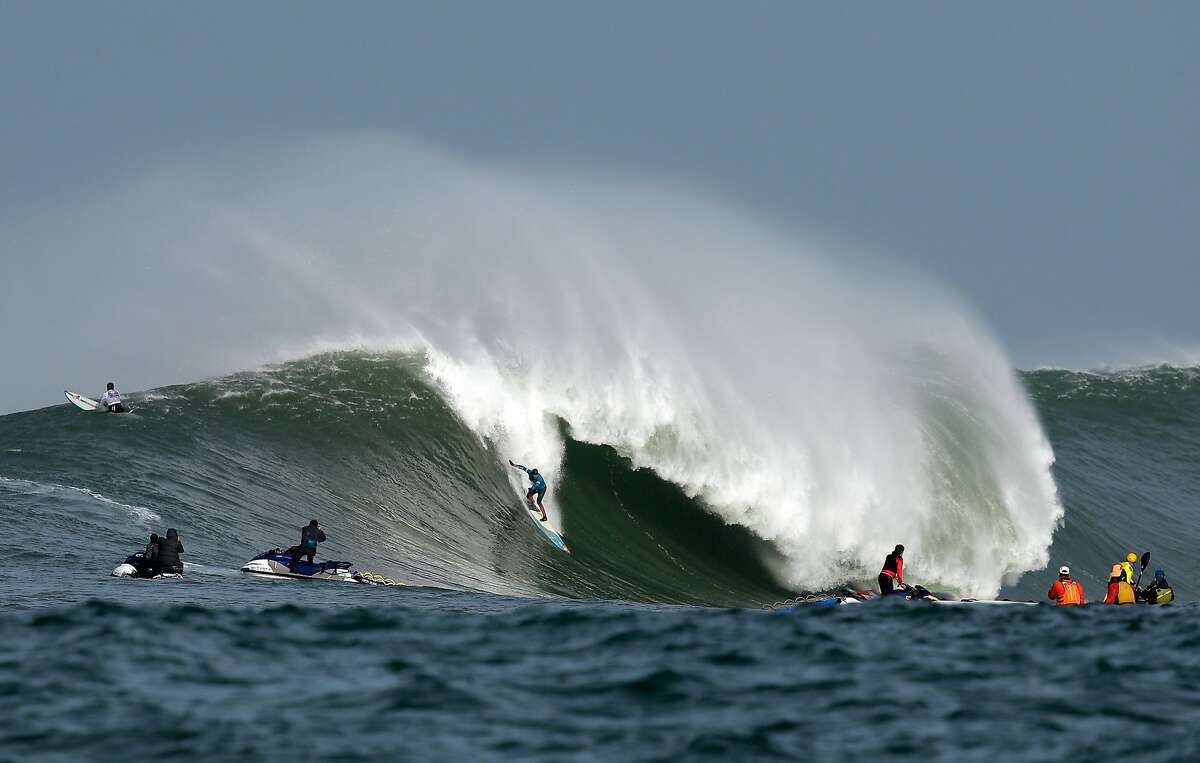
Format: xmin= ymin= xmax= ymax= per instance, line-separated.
xmin=4 ymin=584 xmax=1199 ymax=762
xmin=3 ymin=358 xmax=1200 ymax=760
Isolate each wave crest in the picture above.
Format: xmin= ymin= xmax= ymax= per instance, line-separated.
xmin=7 ymin=135 xmax=1062 ymax=597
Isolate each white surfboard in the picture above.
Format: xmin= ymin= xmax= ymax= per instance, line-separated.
xmin=64 ymin=390 xmax=100 ymax=411
xmin=524 ymin=503 xmax=569 ymax=553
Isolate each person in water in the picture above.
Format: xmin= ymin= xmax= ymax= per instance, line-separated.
xmin=1046 ymin=565 xmax=1085 ymax=606
xmin=878 ymin=544 xmax=905 ymax=597
xmin=289 ymin=519 xmax=327 ymax=572
xmin=99 ymin=382 xmax=127 ymax=413
xmin=1104 ymin=559 xmax=1137 ymax=605
xmin=1139 ymin=570 xmax=1175 ymax=605
xmin=508 ymin=460 xmax=549 ymax=522
xmin=152 ymin=528 xmax=184 ymax=575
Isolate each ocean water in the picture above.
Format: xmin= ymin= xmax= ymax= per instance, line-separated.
xmin=2 ymin=355 xmax=1199 ymax=761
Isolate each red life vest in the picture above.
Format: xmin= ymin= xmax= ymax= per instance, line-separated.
xmin=880 ymin=553 xmax=903 ymax=585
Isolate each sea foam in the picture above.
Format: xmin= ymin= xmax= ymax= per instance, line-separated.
xmin=5 ymin=135 xmax=1062 ymax=596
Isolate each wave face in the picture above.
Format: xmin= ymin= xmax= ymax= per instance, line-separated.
xmin=1014 ymin=366 xmax=1200 ymax=599
xmin=1 ymin=355 xmax=792 ymax=605
xmin=3 ymin=357 xmax=1198 ymax=604
xmin=1 ymin=348 xmax=1081 ymax=604
xmin=1 ymin=137 xmax=1063 ymax=599
xmin=1 ymin=362 xmax=1198 ymax=763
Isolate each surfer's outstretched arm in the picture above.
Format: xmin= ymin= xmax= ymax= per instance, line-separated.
xmin=508 ymin=460 xmax=530 ymax=474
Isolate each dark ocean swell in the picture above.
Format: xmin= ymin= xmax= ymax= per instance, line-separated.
xmin=3 ymin=597 xmax=1200 ymax=762
xmin=2 ymin=356 xmax=1199 ymax=605
xmin=0 ymin=352 xmax=790 ymax=608
xmin=5 ymin=357 xmax=1200 ymax=762
xmin=1012 ymin=366 xmax=1200 ymax=600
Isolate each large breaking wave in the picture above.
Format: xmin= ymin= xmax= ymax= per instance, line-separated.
xmin=2 ymin=135 xmax=1064 ymax=598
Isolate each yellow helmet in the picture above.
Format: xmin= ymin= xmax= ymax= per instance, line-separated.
xmin=1127 ymin=552 xmax=1138 ymax=563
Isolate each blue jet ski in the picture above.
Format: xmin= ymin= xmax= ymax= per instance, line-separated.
xmin=240 ymin=548 xmax=366 ymax=583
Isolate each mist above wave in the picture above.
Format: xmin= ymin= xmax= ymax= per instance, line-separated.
xmin=9 ymin=133 xmax=1061 ymax=596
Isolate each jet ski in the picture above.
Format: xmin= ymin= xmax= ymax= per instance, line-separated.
xmin=855 ymin=585 xmax=1035 ymax=605
xmin=773 ymin=585 xmax=1037 ymax=610
xmin=240 ymin=548 xmax=369 ymax=583
xmin=111 ymin=551 xmax=183 ymax=580
xmin=769 ymin=589 xmax=870 ymax=610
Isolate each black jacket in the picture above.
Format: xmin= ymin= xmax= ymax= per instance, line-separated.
xmin=1140 ymin=579 xmax=1174 ymax=603
xmin=156 ymin=530 xmax=184 ymax=569
xmin=144 ymin=536 xmax=159 ymax=565
xmin=300 ymin=525 xmax=327 ymax=552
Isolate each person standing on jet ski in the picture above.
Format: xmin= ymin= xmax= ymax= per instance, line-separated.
xmin=878 ymin=544 xmax=906 ymax=597
xmin=151 ymin=528 xmax=184 ymax=575
xmin=99 ymin=382 xmax=127 ymax=413
xmin=508 ymin=460 xmax=549 ymax=522
xmin=289 ymin=520 xmax=326 ymax=572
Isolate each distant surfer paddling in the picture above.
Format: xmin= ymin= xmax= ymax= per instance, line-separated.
xmin=508 ymin=460 xmax=549 ymax=522
xmin=99 ymin=382 xmax=127 ymax=413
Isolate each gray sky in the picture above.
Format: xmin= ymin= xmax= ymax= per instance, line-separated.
xmin=3 ymin=2 xmax=1199 ymax=413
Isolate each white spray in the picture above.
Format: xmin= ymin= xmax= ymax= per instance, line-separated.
xmin=3 ymin=134 xmax=1062 ymax=596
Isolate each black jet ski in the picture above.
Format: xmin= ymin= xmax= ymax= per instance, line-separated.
xmin=111 ymin=551 xmax=182 ymax=579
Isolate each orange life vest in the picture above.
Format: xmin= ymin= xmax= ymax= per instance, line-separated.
xmin=1057 ymin=579 xmax=1084 ymax=605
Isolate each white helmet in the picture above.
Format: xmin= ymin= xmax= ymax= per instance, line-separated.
xmin=1059 ymin=565 xmax=1070 ymax=576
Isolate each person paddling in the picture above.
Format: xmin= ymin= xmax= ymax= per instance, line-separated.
xmin=1139 ymin=569 xmax=1175 ymax=605
xmin=508 ymin=460 xmax=549 ymax=522
xmin=1047 ymin=565 xmax=1085 ymax=605
xmin=878 ymin=544 xmax=906 ymax=597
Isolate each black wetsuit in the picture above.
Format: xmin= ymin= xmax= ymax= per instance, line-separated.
xmin=140 ymin=538 xmax=160 ymax=578
xmin=1140 ymin=579 xmax=1175 ymax=604
xmin=289 ymin=525 xmax=327 ymax=571
xmin=154 ymin=530 xmax=184 ymax=574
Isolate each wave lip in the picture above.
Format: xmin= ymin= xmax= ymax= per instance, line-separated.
xmin=1 ymin=135 xmax=1064 ymax=599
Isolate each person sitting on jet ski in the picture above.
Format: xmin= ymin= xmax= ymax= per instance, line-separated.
xmin=99 ymin=382 xmax=127 ymax=413
xmin=139 ymin=533 xmax=160 ymax=578
xmin=1139 ymin=570 xmax=1175 ymax=605
xmin=289 ymin=520 xmax=326 ymax=573
xmin=151 ymin=528 xmax=184 ymax=575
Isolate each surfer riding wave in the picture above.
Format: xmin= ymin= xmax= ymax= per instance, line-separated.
xmin=509 ymin=460 xmax=549 ymax=522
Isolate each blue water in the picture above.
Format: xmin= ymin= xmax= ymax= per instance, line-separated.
xmin=3 ymin=358 xmax=1200 ymax=761
xmin=4 ymin=579 xmax=1198 ymax=762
